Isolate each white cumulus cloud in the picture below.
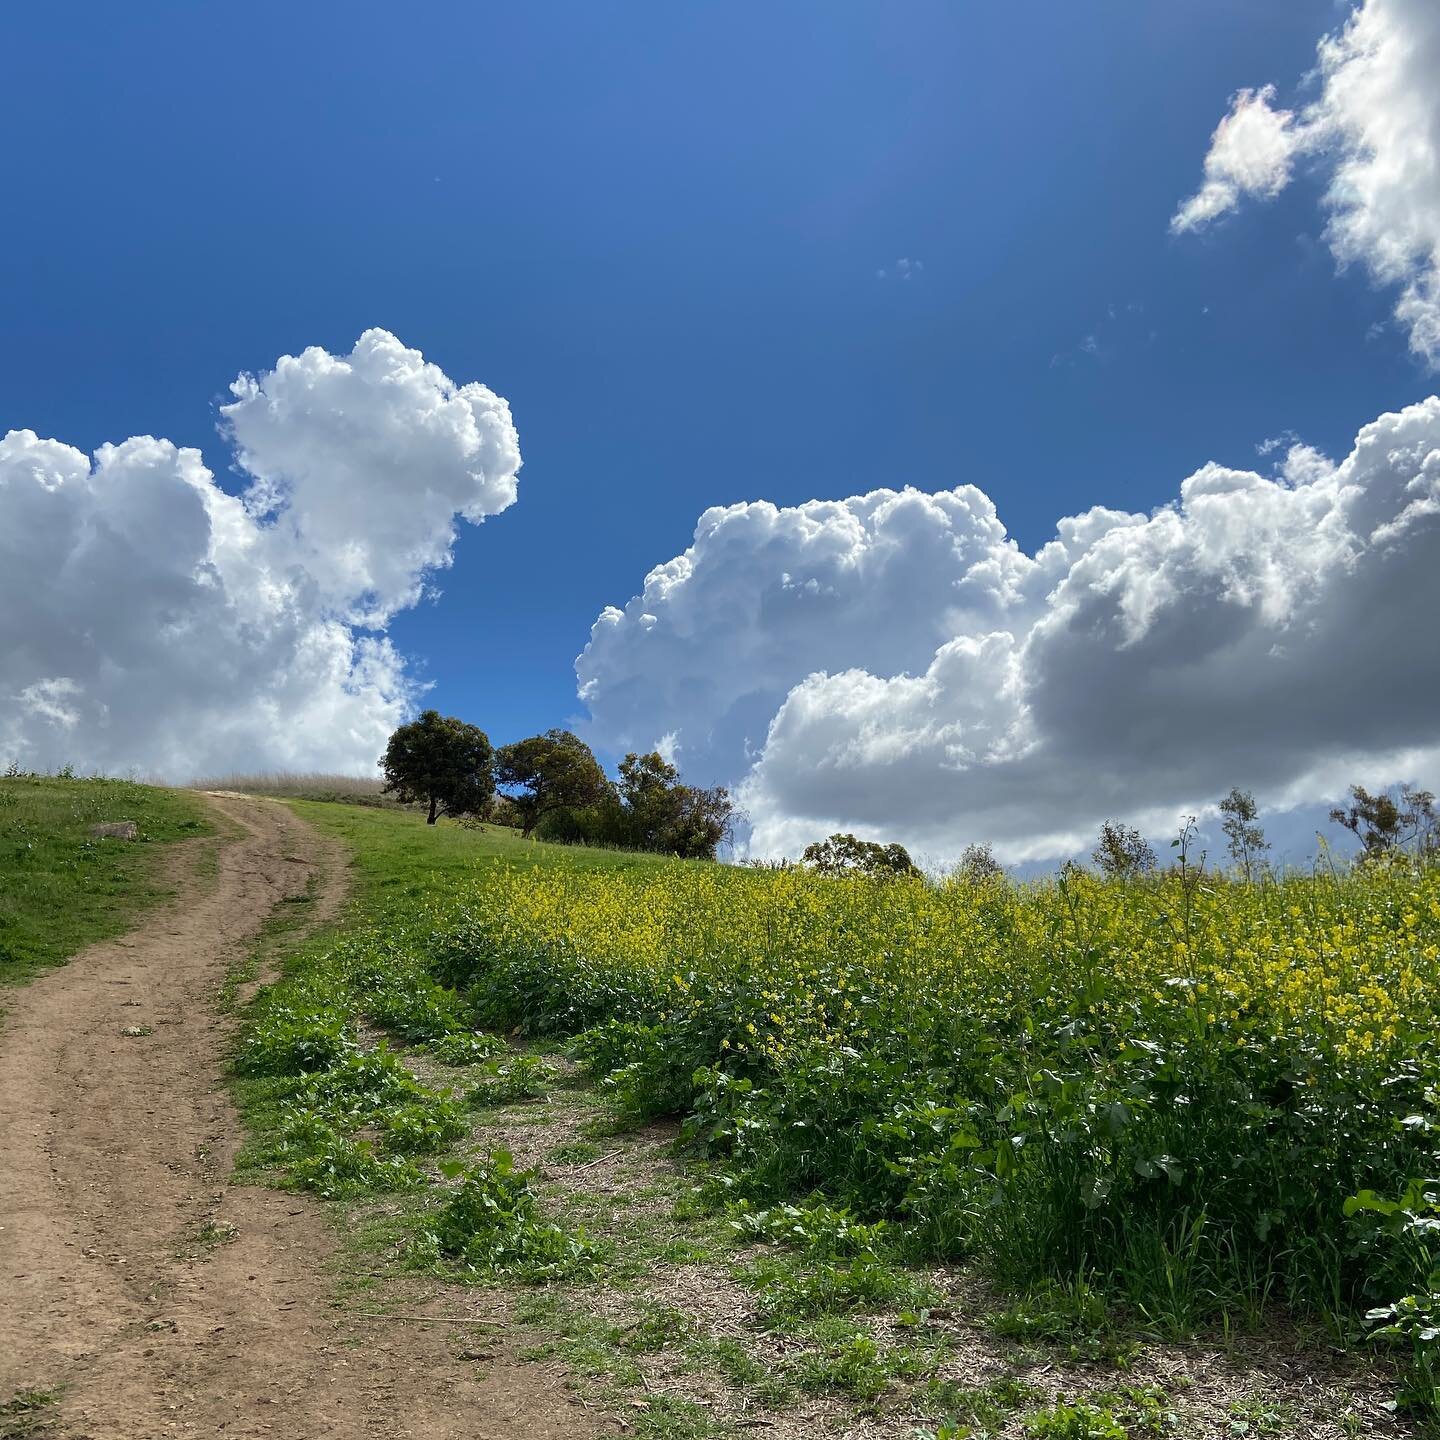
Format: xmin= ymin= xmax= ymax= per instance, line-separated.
xmin=578 ymin=399 xmax=1440 ymax=861
xmin=1172 ymin=0 xmax=1440 ymax=364
xmin=222 ymin=329 xmax=521 ymax=622
xmin=576 ymin=485 xmax=1034 ymax=773
xmin=1170 ymin=85 xmax=1305 ymax=234
xmin=0 ymin=330 xmax=520 ymax=779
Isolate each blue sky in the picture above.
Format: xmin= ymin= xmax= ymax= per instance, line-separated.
xmin=4 ymin=0 xmax=1439 ymax=862
xmin=2 ymin=0 xmax=1425 ymax=749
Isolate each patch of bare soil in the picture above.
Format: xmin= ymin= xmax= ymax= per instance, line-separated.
xmin=0 ymin=794 xmax=595 ymax=1440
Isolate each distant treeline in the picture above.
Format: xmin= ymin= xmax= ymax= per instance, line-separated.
xmin=380 ymin=711 xmax=735 ymax=861
xmin=766 ymin=782 xmax=1440 ymax=883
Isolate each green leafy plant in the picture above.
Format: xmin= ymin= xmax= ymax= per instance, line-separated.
xmin=989 ymin=1277 xmax=1112 ymax=1345
xmin=414 ymin=1151 xmax=603 ymax=1282
xmin=233 ymin=1003 xmax=353 ymax=1077
xmin=283 ymin=1044 xmax=424 ymax=1119
xmin=792 ymin=1324 xmax=930 ymax=1402
xmin=916 ymin=1376 xmax=1044 ymax=1430
xmin=376 ymin=1096 xmax=469 ymax=1154
xmin=427 ymin=1030 xmax=507 ymax=1066
xmin=465 ymin=1054 xmax=555 ymax=1107
xmin=620 ymin=1306 xmax=695 ymax=1353
xmin=1225 ymin=1395 xmax=1295 ymax=1435
xmin=1346 ymin=1178 xmax=1440 ymax=1415
xmin=286 ymin=1123 xmax=426 ymax=1199
xmin=1024 ymin=1400 xmax=1127 ymax=1440
xmin=738 ymin=1248 xmax=935 ymax=1321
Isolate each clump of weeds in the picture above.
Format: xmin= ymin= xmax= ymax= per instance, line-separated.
xmin=409 ymin=1151 xmax=605 ymax=1283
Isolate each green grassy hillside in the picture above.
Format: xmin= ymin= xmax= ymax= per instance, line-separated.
xmin=0 ymin=775 xmax=213 ymax=988
xmin=288 ymin=799 xmax=675 ymax=910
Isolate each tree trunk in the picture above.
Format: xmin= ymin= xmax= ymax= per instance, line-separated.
xmin=427 ymin=795 xmax=438 ymax=825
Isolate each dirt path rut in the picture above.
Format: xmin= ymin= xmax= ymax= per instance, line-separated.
xmin=0 ymin=794 xmax=592 ymax=1439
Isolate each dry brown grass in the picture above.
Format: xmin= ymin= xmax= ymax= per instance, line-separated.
xmin=189 ymin=771 xmax=417 ymax=809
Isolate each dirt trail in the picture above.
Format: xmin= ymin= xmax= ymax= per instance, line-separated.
xmin=0 ymin=793 xmax=593 ymax=1440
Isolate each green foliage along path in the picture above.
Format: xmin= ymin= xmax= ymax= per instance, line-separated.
xmin=231 ymin=800 xmax=1419 ymax=1436
xmin=0 ymin=774 xmax=211 ymax=988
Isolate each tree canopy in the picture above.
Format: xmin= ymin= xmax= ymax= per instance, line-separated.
xmin=1330 ymin=783 xmax=1438 ymax=860
xmin=1218 ymin=787 xmax=1268 ymax=879
xmin=955 ymin=842 xmax=1004 ymax=885
xmin=802 ymin=832 xmax=918 ymax=878
xmin=614 ymin=751 xmax=735 ymax=858
xmin=1091 ymin=821 xmax=1157 ymax=878
xmin=531 ymin=748 xmax=736 ymax=859
xmin=495 ymin=729 xmax=609 ymax=838
xmin=379 ymin=710 xmax=494 ymax=824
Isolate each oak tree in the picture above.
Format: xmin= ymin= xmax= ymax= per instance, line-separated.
xmin=615 ymin=750 xmax=736 ymax=859
xmin=380 ymin=710 xmax=494 ymax=825
xmin=495 ymin=729 xmax=609 ymax=839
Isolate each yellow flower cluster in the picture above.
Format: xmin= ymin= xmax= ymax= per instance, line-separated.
xmin=450 ymin=859 xmax=1440 ymax=1081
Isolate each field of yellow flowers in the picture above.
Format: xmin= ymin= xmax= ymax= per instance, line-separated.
xmin=428 ymin=856 xmax=1440 ymax=1388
